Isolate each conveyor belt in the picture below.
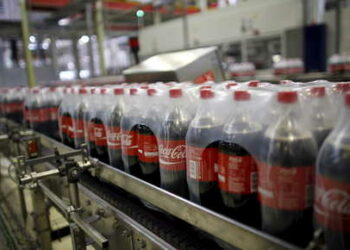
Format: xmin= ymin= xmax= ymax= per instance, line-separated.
xmin=80 ymin=173 xmax=222 ymax=250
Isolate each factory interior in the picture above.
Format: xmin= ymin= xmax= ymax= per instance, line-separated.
xmin=0 ymin=0 xmax=350 ymax=249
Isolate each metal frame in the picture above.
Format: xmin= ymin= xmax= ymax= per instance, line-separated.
xmin=38 ymin=133 xmax=298 ymax=250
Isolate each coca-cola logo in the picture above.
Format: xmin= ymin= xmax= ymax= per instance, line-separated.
xmin=320 ymin=189 xmax=350 ymax=215
xmin=121 ymin=134 xmax=134 ymax=146
xmin=94 ymin=127 xmax=104 ymax=138
xmin=108 ymin=132 xmax=121 ymax=143
xmin=159 ymin=144 xmax=186 ymax=160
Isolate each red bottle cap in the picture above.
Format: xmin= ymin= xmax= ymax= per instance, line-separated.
xmin=33 ymin=89 xmax=39 ymax=94
xmin=147 ymin=88 xmax=157 ymax=96
xmin=310 ymin=86 xmax=326 ymax=97
xmin=100 ymin=88 xmax=107 ymax=95
xmin=169 ymin=88 xmax=182 ymax=98
xmin=335 ymin=82 xmax=350 ymax=93
xmin=248 ymin=80 xmax=260 ymax=87
xmin=130 ymin=88 xmax=138 ymax=95
xmin=345 ymin=93 xmax=350 ymax=107
xmin=49 ymin=86 xmax=56 ymax=92
xmin=199 ymin=85 xmax=212 ymax=90
xmin=200 ymin=89 xmax=214 ymax=99
xmin=234 ymin=90 xmax=250 ymax=101
xmin=280 ymin=80 xmax=291 ymax=85
xmin=114 ymin=88 xmax=124 ymax=95
xmin=140 ymin=85 xmax=149 ymax=90
xmin=79 ymin=88 xmax=87 ymax=94
xmin=226 ymin=83 xmax=238 ymax=89
xmin=277 ymin=91 xmax=298 ymax=103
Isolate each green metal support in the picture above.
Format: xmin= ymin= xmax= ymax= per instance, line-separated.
xmin=19 ymin=0 xmax=36 ymax=88
xmin=95 ymin=0 xmax=107 ymax=76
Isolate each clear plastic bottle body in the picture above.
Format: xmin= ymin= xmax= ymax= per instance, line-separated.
xmin=158 ymin=91 xmax=192 ymax=198
xmin=315 ymin=95 xmax=350 ymax=250
xmin=218 ymin=91 xmax=261 ymax=227
xmin=186 ymin=90 xmax=223 ymax=210
xmin=257 ymin=92 xmax=317 ymax=247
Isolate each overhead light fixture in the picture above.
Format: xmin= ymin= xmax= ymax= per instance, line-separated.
xmin=136 ymin=10 xmax=144 ymax=18
xmin=58 ymin=18 xmax=70 ymax=26
xmin=29 ymin=35 xmax=36 ymax=43
xmin=79 ymin=35 xmax=90 ymax=45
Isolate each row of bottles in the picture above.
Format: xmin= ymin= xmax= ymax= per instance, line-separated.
xmin=1 ymin=80 xmax=349 ymax=249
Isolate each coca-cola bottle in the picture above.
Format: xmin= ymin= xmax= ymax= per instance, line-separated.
xmin=218 ymin=90 xmax=261 ymax=227
xmin=307 ymin=86 xmax=335 ymax=148
xmin=106 ymin=88 xmax=124 ymax=169
xmin=314 ymin=93 xmax=350 ymax=250
xmin=47 ymin=87 xmax=61 ymax=140
xmin=121 ymin=88 xmax=142 ymax=177
xmin=186 ymin=89 xmax=222 ymax=210
xmin=158 ymin=88 xmax=191 ymax=197
xmin=137 ymin=88 xmax=161 ymax=185
xmin=257 ymin=91 xmax=317 ymax=247
xmin=30 ymin=88 xmax=51 ymax=134
xmin=72 ymin=88 xmax=88 ymax=148
xmin=84 ymin=88 xmax=98 ymax=157
xmin=58 ymin=87 xmax=71 ymax=145
xmin=93 ymin=88 xmax=109 ymax=163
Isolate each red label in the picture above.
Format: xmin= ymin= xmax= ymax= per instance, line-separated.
xmin=218 ymin=152 xmax=257 ymax=194
xmin=158 ymin=139 xmax=186 ymax=171
xmin=73 ymin=119 xmax=85 ymax=139
xmin=94 ymin=123 xmax=107 ymax=146
xmin=87 ymin=121 xmax=95 ymax=142
xmin=29 ymin=108 xmax=51 ymax=123
xmin=106 ymin=126 xmax=121 ymax=150
xmin=138 ymin=134 xmax=159 ymax=163
xmin=257 ymin=161 xmax=314 ymax=210
xmin=66 ymin=116 xmax=74 ymax=138
xmin=59 ymin=115 xmax=67 ymax=134
xmin=5 ymin=102 xmax=22 ymax=113
xmin=315 ymin=174 xmax=350 ymax=233
xmin=24 ymin=109 xmax=30 ymax=122
xmin=121 ymin=129 xmax=138 ymax=156
xmin=187 ymin=145 xmax=218 ymax=182
xmin=50 ymin=107 xmax=59 ymax=120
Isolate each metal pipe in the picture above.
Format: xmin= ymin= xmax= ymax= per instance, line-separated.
xmin=69 ymin=182 xmax=80 ymax=208
xmin=182 ymin=0 xmax=190 ymax=49
xmin=19 ymin=0 xmax=37 ymax=88
xmin=71 ymin=213 xmax=109 ymax=249
xmin=72 ymin=37 xmax=81 ymax=79
xmin=30 ymin=186 xmax=52 ymax=250
xmin=335 ymin=0 xmax=341 ymax=54
xmin=20 ymin=169 xmax=60 ymax=185
xmin=38 ymin=182 xmax=69 ymax=217
xmin=85 ymin=3 xmax=95 ymax=77
xmin=95 ymin=0 xmax=107 ymax=76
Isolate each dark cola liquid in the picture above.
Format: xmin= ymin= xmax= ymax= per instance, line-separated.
xmin=186 ymin=125 xmax=223 ymax=211
xmin=107 ymin=107 xmax=123 ymax=170
xmin=313 ymin=127 xmax=331 ymax=149
xmin=24 ymin=105 xmax=31 ymax=128
xmin=85 ymin=115 xmax=98 ymax=157
xmin=49 ymin=105 xmax=60 ymax=140
xmin=121 ymin=116 xmax=141 ymax=177
xmin=72 ymin=104 xmax=85 ymax=148
xmin=259 ymin=135 xmax=316 ymax=247
xmin=65 ymin=113 xmax=74 ymax=147
xmin=218 ymin=130 xmax=261 ymax=228
xmin=94 ymin=116 xmax=109 ymax=164
xmin=159 ymin=117 xmax=189 ymax=198
xmin=317 ymin=139 xmax=350 ymax=250
xmin=138 ymin=124 xmax=160 ymax=186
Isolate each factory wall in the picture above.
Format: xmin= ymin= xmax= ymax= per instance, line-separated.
xmin=139 ymin=0 xmax=303 ymax=57
xmin=139 ymin=0 xmax=350 ymax=58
